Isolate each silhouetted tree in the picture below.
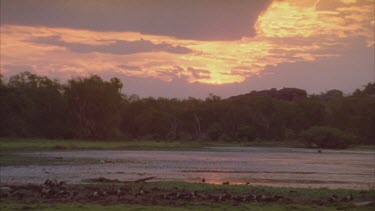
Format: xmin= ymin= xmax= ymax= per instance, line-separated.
xmin=1 ymin=72 xmax=374 ymax=148
xmin=64 ymin=75 xmax=123 ymax=139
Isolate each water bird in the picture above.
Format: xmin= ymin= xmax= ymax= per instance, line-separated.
xmin=272 ymin=195 xmax=284 ymax=201
xmin=328 ymin=194 xmax=338 ymax=203
xmin=89 ymin=190 xmax=107 ymax=199
xmin=234 ymin=195 xmax=246 ymax=202
xmin=246 ymin=194 xmax=257 ymax=201
xmin=91 ymin=191 xmax=99 ymax=198
xmin=41 ymin=188 xmax=56 ymax=197
xmin=0 ymin=193 xmax=8 ymax=198
xmin=134 ymin=190 xmax=145 ymax=198
xmin=43 ymin=179 xmax=65 ymax=188
xmin=191 ymin=191 xmax=199 ymax=197
xmin=56 ymin=190 xmax=70 ymax=197
xmin=207 ymin=194 xmax=222 ymax=202
xmin=341 ymin=193 xmax=354 ymax=202
xmin=71 ymin=191 xmax=78 ymax=198
xmin=256 ymin=195 xmax=266 ymax=201
xmin=165 ymin=192 xmax=178 ymax=199
xmin=12 ymin=192 xmax=24 ymax=199
xmin=221 ymin=193 xmax=232 ymax=201
xmin=116 ymin=189 xmax=125 ymax=199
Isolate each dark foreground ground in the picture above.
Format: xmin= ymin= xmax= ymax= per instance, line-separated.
xmin=1 ymin=138 xmax=374 ymax=152
xmin=1 ymin=139 xmax=374 ymax=210
xmin=1 ymin=180 xmax=374 ymax=211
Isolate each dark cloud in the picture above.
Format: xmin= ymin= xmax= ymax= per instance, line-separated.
xmin=103 ymin=39 xmax=374 ymax=98
xmin=0 ymin=0 xmax=271 ymax=41
xmin=29 ymin=36 xmax=192 ymax=55
xmin=117 ymin=65 xmax=141 ymax=71
xmin=227 ymin=66 xmax=255 ymax=77
xmin=3 ymin=64 xmax=35 ymax=75
xmin=99 ymin=70 xmax=218 ymax=99
xmin=156 ymin=66 xmax=185 ymax=79
xmin=187 ymin=67 xmax=210 ymax=79
xmin=3 ymin=41 xmax=372 ymax=99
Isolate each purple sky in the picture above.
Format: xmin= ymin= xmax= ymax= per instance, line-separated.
xmin=1 ymin=0 xmax=374 ymax=98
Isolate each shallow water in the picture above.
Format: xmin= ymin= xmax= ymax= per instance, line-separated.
xmin=1 ymin=147 xmax=374 ymax=189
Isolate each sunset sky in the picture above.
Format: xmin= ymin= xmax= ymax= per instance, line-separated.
xmin=1 ymin=0 xmax=374 ymax=98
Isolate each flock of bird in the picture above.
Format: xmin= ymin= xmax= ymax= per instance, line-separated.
xmin=38 ymin=179 xmax=289 ymax=203
xmin=1 ymin=179 xmax=355 ymax=205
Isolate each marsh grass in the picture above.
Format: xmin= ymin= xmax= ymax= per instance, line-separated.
xmin=0 ymin=138 xmax=209 ymax=152
xmin=2 ymin=203 xmax=366 ymax=211
xmin=0 ymin=138 xmax=315 ymax=152
xmin=1 ymin=181 xmax=374 ymax=211
xmin=124 ymin=181 xmax=375 ymax=201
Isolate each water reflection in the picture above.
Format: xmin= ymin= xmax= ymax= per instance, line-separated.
xmin=1 ymin=147 xmax=374 ymax=189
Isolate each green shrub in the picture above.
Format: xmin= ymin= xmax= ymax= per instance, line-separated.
xmin=300 ymin=126 xmax=356 ymax=149
xmin=237 ymin=125 xmax=256 ymax=141
xmin=207 ymin=123 xmax=222 ymax=141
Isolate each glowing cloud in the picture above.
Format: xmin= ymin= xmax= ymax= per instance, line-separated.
xmin=1 ymin=0 xmax=374 ymax=85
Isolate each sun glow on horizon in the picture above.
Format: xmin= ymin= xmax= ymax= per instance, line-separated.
xmin=1 ymin=0 xmax=374 ymax=85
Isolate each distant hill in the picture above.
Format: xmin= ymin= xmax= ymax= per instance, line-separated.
xmin=227 ymin=87 xmax=307 ymax=102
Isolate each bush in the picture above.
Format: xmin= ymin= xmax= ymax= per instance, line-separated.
xmin=300 ymin=126 xmax=356 ymax=149
xmin=237 ymin=125 xmax=256 ymax=141
xmin=207 ymin=123 xmax=222 ymax=141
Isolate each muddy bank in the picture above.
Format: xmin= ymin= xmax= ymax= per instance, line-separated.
xmin=0 ymin=147 xmax=374 ymax=189
xmin=1 ymin=180 xmax=373 ymax=208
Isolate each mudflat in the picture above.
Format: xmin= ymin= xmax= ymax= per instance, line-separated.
xmin=1 ymin=147 xmax=373 ymax=189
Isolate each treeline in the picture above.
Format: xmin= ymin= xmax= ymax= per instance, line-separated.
xmin=0 ymin=72 xmax=374 ymax=147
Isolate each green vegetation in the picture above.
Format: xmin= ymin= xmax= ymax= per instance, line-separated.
xmin=2 ymin=203 xmax=366 ymax=211
xmin=2 ymin=202 xmax=374 ymax=211
xmin=0 ymin=153 xmax=104 ymax=166
xmin=300 ymin=126 xmax=356 ymax=149
xmin=0 ymin=138 xmax=205 ymax=152
xmin=121 ymin=181 xmax=375 ymax=198
xmin=0 ymin=138 xmax=309 ymax=152
xmin=1 ymin=181 xmax=374 ymax=211
xmin=1 ymin=72 xmax=374 ymax=148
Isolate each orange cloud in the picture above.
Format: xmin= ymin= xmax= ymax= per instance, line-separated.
xmin=1 ymin=0 xmax=374 ymax=85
